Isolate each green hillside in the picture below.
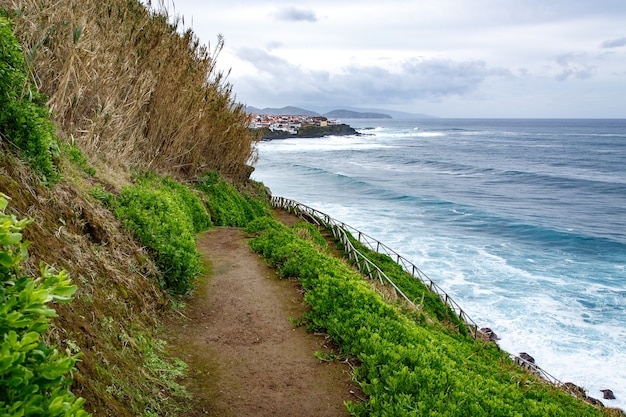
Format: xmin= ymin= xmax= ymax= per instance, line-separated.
xmin=0 ymin=1 xmax=623 ymax=416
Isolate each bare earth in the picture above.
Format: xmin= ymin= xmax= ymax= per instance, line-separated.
xmin=164 ymin=217 xmax=361 ymax=416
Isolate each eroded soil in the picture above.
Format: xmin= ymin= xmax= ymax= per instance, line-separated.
xmin=164 ymin=220 xmax=361 ymax=416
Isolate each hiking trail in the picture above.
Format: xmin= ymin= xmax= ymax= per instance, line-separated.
xmin=164 ymin=211 xmax=361 ymax=416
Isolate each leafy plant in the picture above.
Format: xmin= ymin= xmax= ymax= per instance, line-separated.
xmin=0 ymin=194 xmax=88 ymax=416
xmin=89 ymin=184 xmax=115 ymax=209
xmin=62 ymin=141 xmax=96 ymax=176
xmin=247 ymin=216 xmax=604 ymax=417
xmin=196 ymin=171 xmax=269 ymax=226
xmin=156 ymin=175 xmax=212 ymax=232
xmin=0 ymin=17 xmax=59 ymax=183
xmin=115 ymin=174 xmax=211 ymax=295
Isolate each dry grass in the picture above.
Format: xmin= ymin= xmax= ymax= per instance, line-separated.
xmin=0 ymin=0 xmax=263 ymax=413
xmin=3 ymin=0 xmax=257 ymax=181
xmin=0 ymin=152 xmax=180 ymax=415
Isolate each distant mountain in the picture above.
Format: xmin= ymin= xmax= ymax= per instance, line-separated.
xmin=245 ymin=105 xmax=436 ymax=119
xmin=323 ymin=109 xmax=392 ymax=119
xmin=306 ymin=105 xmax=436 ymax=119
xmin=245 ymin=106 xmax=320 ymax=117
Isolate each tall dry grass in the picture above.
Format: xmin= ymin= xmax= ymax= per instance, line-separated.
xmin=2 ymin=0 xmax=257 ymax=181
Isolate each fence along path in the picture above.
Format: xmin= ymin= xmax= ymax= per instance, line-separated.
xmin=271 ymin=196 xmax=479 ymax=336
xmin=271 ymin=196 xmax=573 ymax=393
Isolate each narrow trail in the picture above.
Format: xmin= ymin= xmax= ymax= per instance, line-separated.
xmin=164 ymin=216 xmax=360 ymax=416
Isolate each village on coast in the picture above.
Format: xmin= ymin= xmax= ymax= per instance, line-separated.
xmin=249 ymin=113 xmax=340 ymax=135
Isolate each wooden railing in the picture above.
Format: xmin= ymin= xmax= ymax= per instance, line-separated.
xmin=271 ymin=196 xmax=478 ymax=337
xmin=270 ymin=196 xmax=577 ymax=394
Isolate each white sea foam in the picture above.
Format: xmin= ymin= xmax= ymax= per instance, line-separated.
xmin=259 ymin=135 xmax=389 ymax=153
xmin=414 ymin=131 xmax=446 ymax=137
xmin=253 ymin=118 xmax=626 ymax=412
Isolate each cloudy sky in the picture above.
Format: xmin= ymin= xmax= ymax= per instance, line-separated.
xmin=164 ymin=0 xmax=626 ymax=118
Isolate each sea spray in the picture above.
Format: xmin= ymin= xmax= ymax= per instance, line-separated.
xmin=253 ymin=118 xmax=626 ymax=410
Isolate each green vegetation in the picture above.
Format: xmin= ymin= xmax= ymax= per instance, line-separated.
xmin=247 ymin=217 xmax=604 ymax=417
xmin=0 ymin=17 xmax=59 ymax=183
xmin=297 ymin=123 xmax=358 ymax=138
xmin=345 ymin=233 xmax=468 ymax=335
xmin=1 ymin=0 xmax=621 ymax=415
xmin=112 ymin=171 xmax=270 ymax=295
xmin=196 ymin=171 xmax=270 ymax=226
xmin=0 ymin=194 xmax=88 ymax=416
xmin=62 ymin=142 xmax=96 ymax=177
xmin=114 ymin=174 xmax=211 ymax=295
xmin=88 ymin=320 xmax=190 ymax=416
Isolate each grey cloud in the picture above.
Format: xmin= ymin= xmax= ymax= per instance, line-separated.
xmin=235 ymin=48 xmax=330 ymax=97
xmin=234 ymin=48 xmax=509 ymax=107
xmin=554 ymin=68 xmax=593 ymax=81
xmin=237 ymin=48 xmax=295 ymax=75
xmin=324 ymin=59 xmax=512 ymax=105
xmin=273 ymin=7 xmax=318 ymax=22
xmin=265 ymin=41 xmax=284 ymax=50
xmin=601 ymin=37 xmax=626 ymax=48
xmin=554 ymin=54 xmax=595 ymax=81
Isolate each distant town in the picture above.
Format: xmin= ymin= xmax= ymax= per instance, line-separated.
xmin=249 ymin=113 xmax=340 ymax=135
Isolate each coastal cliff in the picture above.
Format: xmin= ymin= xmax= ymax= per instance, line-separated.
xmin=2 ymin=1 xmax=623 ymax=415
xmin=260 ymin=123 xmax=358 ymax=140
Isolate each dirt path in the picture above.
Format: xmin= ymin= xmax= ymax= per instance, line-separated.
xmin=164 ymin=224 xmax=360 ymax=416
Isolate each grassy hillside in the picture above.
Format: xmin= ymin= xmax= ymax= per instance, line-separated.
xmin=0 ymin=0 xmax=263 ymax=414
xmin=2 ymin=0 xmax=256 ymax=182
xmin=245 ymin=217 xmax=621 ymax=416
xmin=1 ymin=1 xmax=624 ymax=416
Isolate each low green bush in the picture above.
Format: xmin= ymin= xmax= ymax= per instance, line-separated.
xmin=0 ymin=194 xmax=88 ymax=416
xmin=157 ymin=175 xmax=212 ymax=233
xmin=248 ymin=217 xmax=602 ymax=417
xmin=0 ymin=17 xmax=59 ymax=183
xmin=115 ymin=174 xmax=211 ymax=295
xmin=62 ymin=142 xmax=96 ymax=177
xmin=346 ymin=234 xmax=468 ymax=336
xmin=290 ymin=222 xmax=328 ymax=252
xmin=196 ymin=171 xmax=269 ymax=226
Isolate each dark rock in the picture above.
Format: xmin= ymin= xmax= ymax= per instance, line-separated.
xmin=479 ymin=327 xmax=499 ymax=341
xmin=518 ymin=352 xmax=535 ymax=364
xmin=514 ymin=352 xmax=540 ymax=377
xmin=563 ymin=382 xmax=586 ymax=398
xmin=585 ymin=396 xmax=604 ymax=407
xmin=601 ymin=389 xmax=616 ymax=400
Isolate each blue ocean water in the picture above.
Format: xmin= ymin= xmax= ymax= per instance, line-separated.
xmin=251 ymin=118 xmax=626 ymax=409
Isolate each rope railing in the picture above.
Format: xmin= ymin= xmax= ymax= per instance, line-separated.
xmin=274 ymin=197 xmax=414 ymax=305
xmin=271 ymin=196 xmax=478 ymax=337
xmin=269 ymin=196 xmax=581 ymax=392
xmin=270 ymin=196 xmax=581 ymax=390
xmin=340 ymin=222 xmax=479 ymax=335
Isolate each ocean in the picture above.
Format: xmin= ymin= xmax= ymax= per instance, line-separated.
xmin=251 ymin=118 xmax=626 ymax=410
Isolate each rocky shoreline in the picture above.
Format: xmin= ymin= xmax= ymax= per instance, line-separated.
xmin=259 ymin=123 xmax=359 ymax=140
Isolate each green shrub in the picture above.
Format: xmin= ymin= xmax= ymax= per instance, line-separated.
xmin=0 ymin=194 xmax=88 ymax=416
xmin=0 ymin=17 xmax=59 ymax=183
xmin=115 ymin=174 xmax=210 ymax=294
xmin=156 ymin=175 xmax=212 ymax=232
xmin=248 ymin=216 xmax=603 ymax=417
xmin=89 ymin=184 xmax=116 ymax=209
xmin=63 ymin=142 xmax=96 ymax=177
xmin=290 ymin=222 xmax=328 ymax=252
xmin=196 ymin=171 xmax=269 ymax=226
xmin=245 ymin=217 xmax=284 ymax=234
xmin=347 ymin=235 xmax=468 ymax=335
